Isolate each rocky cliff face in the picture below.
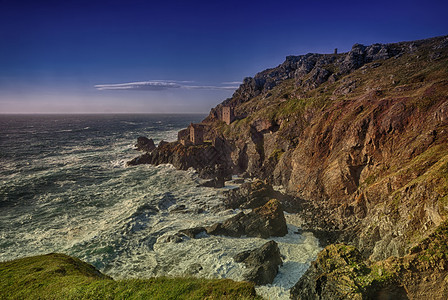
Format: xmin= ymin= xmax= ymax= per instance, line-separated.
xmin=128 ymin=35 xmax=448 ymax=299
xmin=291 ymin=221 xmax=448 ymax=299
xmin=201 ymin=35 xmax=448 ymax=263
xmin=204 ymin=39 xmax=418 ymax=123
xmin=127 ymin=138 xmax=234 ymax=179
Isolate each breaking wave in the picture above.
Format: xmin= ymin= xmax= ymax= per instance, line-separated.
xmin=0 ymin=114 xmax=320 ymax=299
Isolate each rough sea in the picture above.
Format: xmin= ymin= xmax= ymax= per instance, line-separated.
xmin=0 ymin=114 xmax=320 ymax=299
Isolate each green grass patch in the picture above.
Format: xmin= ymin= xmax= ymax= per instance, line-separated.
xmin=269 ymin=148 xmax=285 ymax=162
xmin=0 ymin=254 xmax=261 ymax=300
xmin=417 ymin=221 xmax=448 ymax=265
xmin=362 ymin=174 xmax=377 ymax=186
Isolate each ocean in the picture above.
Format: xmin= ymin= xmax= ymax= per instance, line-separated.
xmin=0 ymin=114 xmax=320 ymax=299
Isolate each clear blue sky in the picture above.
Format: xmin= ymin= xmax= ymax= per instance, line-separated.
xmin=1 ymin=0 xmax=447 ymax=113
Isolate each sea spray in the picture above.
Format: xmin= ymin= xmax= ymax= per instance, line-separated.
xmin=0 ymin=114 xmax=321 ymax=299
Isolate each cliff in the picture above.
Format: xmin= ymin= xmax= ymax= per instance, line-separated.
xmin=129 ymin=35 xmax=448 ymax=299
xmin=290 ymin=220 xmax=448 ymax=299
xmin=200 ymin=35 xmax=448 ymax=260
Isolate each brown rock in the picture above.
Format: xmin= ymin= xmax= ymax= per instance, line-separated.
xmin=206 ymin=199 xmax=288 ymax=238
xmin=234 ymin=240 xmax=282 ymax=285
xmin=136 ymin=136 xmax=156 ymax=152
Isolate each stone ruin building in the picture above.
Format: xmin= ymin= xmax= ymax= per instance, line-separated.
xmin=178 ymin=123 xmax=206 ymax=146
xmin=189 ymin=123 xmax=205 ymax=145
xmin=222 ymin=106 xmax=235 ymax=125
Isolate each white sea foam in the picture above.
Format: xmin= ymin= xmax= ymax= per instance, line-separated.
xmin=0 ymin=115 xmax=321 ymax=299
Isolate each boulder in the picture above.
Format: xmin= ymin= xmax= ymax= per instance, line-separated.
xmin=224 ymin=180 xmax=274 ymax=209
xmin=178 ymin=227 xmax=207 ymax=239
xmin=206 ymin=199 xmax=288 ymax=238
xmin=162 ymin=226 xmax=207 ymax=243
xmin=234 ymin=240 xmax=282 ymax=285
xmin=198 ymin=177 xmax=225 ymax=188
xmin=136 ymin=136 xmax=156 ymax=152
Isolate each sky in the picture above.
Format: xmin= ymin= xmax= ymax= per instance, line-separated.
xmin=0 ymin=0 xmax=447 ymax=114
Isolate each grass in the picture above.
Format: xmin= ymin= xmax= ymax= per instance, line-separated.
xmin=315 ymin=244 xmax=399 ymax=297
xmin=0 ymin=253 xmax=261 ymax=300
xmin=415 ymin=220 xmax=448 ymax=266
xmin=269 ymin=148 xmax=285 ymax=163
xmin=314 ymin=223 xmax=448 ymax=298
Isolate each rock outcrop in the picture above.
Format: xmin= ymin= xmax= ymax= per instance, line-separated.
xmin=127 ymin=140 xmax=233 ymax=179
xmin=166 ymin=199 xmax=287 ymax=243
xmin=290 ymin=244 xmax=404 ymax=300
xmin=200 ymin=35 xmax=448 ymax=262
xmin=234 ymin=240 xmax=282 ymax=285
xmin=224 ymin=180 xmax=274 ymax=209
xmin=127 ymin=35 xmax=448 ymax=297
xmin=135 ymin=136 xmax=156 ymax=152
xmin=291 ymin=221 xmax=448 ymax=300
xmin=206 ymin=199 xmax=288 ymax=238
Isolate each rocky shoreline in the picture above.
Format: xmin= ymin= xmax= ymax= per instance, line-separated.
xmin=127 ymin=35 xmax=448 ymax=299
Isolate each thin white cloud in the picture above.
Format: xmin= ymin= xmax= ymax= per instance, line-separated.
xmin=94 ymin=81 xmax=181 ymax=91
xmin=221 ymin=81 xmax=242 ymax=85
xmin=183 ymin=85 xmax=239 ymax=90
xmin=94 ymin=80 xmax=239 ymax=91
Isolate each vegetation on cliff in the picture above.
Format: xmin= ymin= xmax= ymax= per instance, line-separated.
xmin=291 ymin=220 xmax=448 ymax=299
xmin=203 ymin=35 xmax=448 ymax=299
xmin=0 ymin=253 xmax=260 ymax=300
xmin=126 ymin=35 xmax=448 ymax=299
xmin=202 ymin=35 xmax=448 ymax=261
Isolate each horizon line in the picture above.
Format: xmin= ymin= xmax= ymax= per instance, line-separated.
xmin=0 ymin=112 xmax=209 ymax=115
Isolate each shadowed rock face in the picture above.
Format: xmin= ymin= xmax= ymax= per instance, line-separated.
xmin=135 ymin=136 xmax=156 ymax=152
xmin=206 ymin=199 xmax=288 ymax=238
xmin=234 ymin=240 xmax=282 ymax=285
xmin=198 ymin=35 xmax=448 ymax=262
xmin=289 ymin=244 xmax=405 ymax=300
xmin=291 ymin=222 xmax=448 ymax=300
xmin=127 ymin=140 xmax=234 ymax=179
xmin=127 ymin=35 xmax=448 ymax=298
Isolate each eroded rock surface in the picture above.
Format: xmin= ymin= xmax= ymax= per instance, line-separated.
xmin=291 ymin=223 xmax=448 ymax=300
xmin=135 ymin=136 xmax=156 ymax=152
xmin=234 ymin=240 xmax=282 ymax=285
xmin=206 ymin=199 xmax=288 ymax=238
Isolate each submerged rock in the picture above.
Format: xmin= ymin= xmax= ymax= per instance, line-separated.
xmin=178 ymin=227 xmax=207 ymax=239
xmin=197 ymin=177 xmax=225 ymax=188
xmin=185 ymin=263 xmax=203 ymax=275
xmin=206 ymin=199 xmax=288 ymax=238
xmin=234 ymin=240 xmax=282 ymax=285
xmin=157 ymin=193 xmax=176 ymax=210
xmin=169 ymin=204 xmax=187 ymax=213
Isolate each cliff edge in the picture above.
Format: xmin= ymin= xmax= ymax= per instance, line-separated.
xmin=129 ymin=35 xmax=448 ymax=299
